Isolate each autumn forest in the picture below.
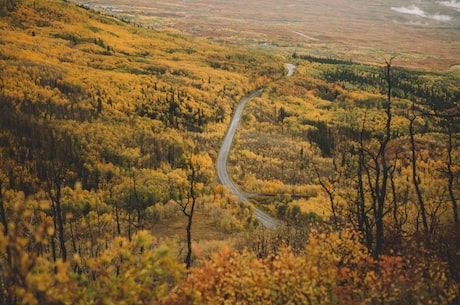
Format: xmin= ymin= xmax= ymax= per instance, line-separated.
xmin=0 ymin=0 xmax=459 ymax=304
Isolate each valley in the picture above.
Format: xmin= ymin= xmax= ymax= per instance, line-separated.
xmin=1 ymin=1 xmax=459 ymax=304
xmin=72 ymin=0 xmax=460 ymax=71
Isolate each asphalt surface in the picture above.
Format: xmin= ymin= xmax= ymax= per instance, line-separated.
xmin=216 ymin=63 xmax=295 ymax=228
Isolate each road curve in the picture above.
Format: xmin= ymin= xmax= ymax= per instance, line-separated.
xmin=216 ymin=89 xmax=280 ymax=228
xmin=216 ymin=64 xmax=295 ymax=228
xmin=286 ymin=63 xmax=296 ymax=77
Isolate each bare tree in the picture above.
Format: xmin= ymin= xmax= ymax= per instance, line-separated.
xmin=371 ymin=58 xmax=394 ymax=257
xmin=413 ymin=105 xmax=459 ymax=226
xmin=174 ymin=153 xmax=212 ymax=269
xmin=182 ymin=164 xmax=197 ymax=269
xmin=408 ymin=104 xmax=429 ymax=240
xmin=314 ymin=164 xmax=338 ymax=228
xmin=431 ymin=110 xmax=459 ymax=225
xmin=356 ymin=117 xmax=374 ymax=250
xmin=37 ymin=129 xmax=75 ymax=263
xmin=446 ymin=121 xmax=458 ymax=225
xmin=173 ymin=161 xmax=198 ymax=269
xmin=44 ymin=156 xmax=69 ymax=262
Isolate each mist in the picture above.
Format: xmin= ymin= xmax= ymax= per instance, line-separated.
xmin=437 ymin=0 xmax=460 ymax=11
xmin=391 ymin=4 xmax=452 ymax=21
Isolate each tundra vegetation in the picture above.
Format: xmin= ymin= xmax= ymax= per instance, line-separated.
xmin=0 ymin=1 xmax=459 ymax=304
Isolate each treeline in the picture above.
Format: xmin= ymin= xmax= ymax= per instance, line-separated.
xmin=322 ymin=64 xmax=460 ymax=110
xmin=292 ymin=53 xmax=354 ymax=65
xmin=293 ymin=54 xmax=460 ymax=110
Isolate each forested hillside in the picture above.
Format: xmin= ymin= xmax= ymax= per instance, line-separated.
xmin=0 ymin=0 xmax=459 ymax=304
xmin=0 ymin=0 xmax=281 ymax=238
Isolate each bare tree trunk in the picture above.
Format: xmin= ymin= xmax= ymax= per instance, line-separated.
xmin=357 ymin=142 xmax=373 ymax=250
xmin=115 ymin=205 xmax=121 ymax=235
xmin=47 ymin=177 xmax=67 ymax=263
xmin=131 ymin=171 xmax=143 ymax=231
xmin=40 ymin=129 xmax=71 ymax=262
xmin=127 ymin=191 xmax=132 ymax=242
xmin=69 ymin=219 xmax=82 ymax=273
xmin=409 ymin=109 xmax=429 ymax=241
xmin=446 ymin=123 xmax=458 ymax=225
xmin=175 ymin=163 xmax=198 ymax=269
xmin=55 ymin=189 xmax=67 ymax=262
xmin=315 ymin=168 xmax=337 ymax=228
xmin=373 ymin=59 xmax=393 ymax=257
xmin=86 ymin=214 xmax=95 ymax=257
xmin=185 ymin=199 xmax=194 ymax=269
xmin=185 ymin=165 xmax=196 ymax=269
xmin=49 ymin=201 xmax=57 ymax=263
xmin=390 ymin=163 xmax=405 ymax=235
xmin=373 ymin=154 xmax=384 ymax=258
xmin=69 ymin=218 xmax=76 ymax=253
xmin=127 ymin=208 xmax=131 ymax=241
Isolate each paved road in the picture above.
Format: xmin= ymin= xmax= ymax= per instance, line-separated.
xmin=216 ymin=64 xmax=295 ymax=228
xmin=286 ymin=63 xmax=296 ymax=76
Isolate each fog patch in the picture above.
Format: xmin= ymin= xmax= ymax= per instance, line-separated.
xmin=431 ymin=13 xmax=453 ymax=21
xmin=392 ymin=5 xmax=426 ymax=17
xmin=391 ymin=5 xmax=452 ymax=21
xmin=437 ymin=1 xmax=460 ymax=12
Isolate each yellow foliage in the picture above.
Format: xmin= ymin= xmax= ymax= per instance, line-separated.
xmin=0 ymin=2 xmax=459 ymax=305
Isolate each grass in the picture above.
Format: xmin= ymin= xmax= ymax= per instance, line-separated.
xmin=72 ymin=0 xmax=460 ymax=71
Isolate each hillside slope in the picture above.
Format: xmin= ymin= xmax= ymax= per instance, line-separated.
xmin=0 ymin=0 xmax=286 ymax=260
xmin=1 ymin=2 xmax=459 ymax=305
xmin=0 ymin=0 xmax=283 ymax=188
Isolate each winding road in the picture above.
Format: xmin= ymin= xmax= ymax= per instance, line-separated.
xmin=216 ymin=64 xmax=295 ymax=228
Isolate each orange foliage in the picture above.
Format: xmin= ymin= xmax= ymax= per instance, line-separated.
xmin=167 ymin=229 xmax=459 ymax=305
